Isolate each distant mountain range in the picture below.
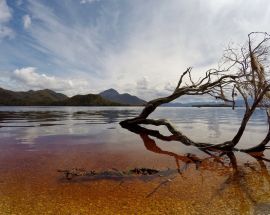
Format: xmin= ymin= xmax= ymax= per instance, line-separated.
xmin=162 ymin=99 xmax=248 ymax=107
xmin=162 ymin=101 xmax=232 ymax=107
xmin=0 ymin=88 xmax=68 ymax=105
xmin=0 ymin=87 xmax=248 ymax=107
xmin=99 ymin=88 xmax=146 ymax=106
xmin=0 ymin=87 xmax=146 ymax=106
xmin=53 ymin=94 xmax=121 ymax=106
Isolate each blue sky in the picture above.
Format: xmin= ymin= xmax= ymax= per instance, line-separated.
xmin=1 ymin=0 xmax=270 ymax=101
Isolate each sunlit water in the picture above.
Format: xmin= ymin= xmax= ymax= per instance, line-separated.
xmin=0 ymin=106 xmax=270 ymax=214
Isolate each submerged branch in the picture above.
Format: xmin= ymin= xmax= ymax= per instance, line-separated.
xmin=58 ymin=168 xmax=162 ymax=180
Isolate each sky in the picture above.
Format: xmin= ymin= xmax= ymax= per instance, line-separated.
xmin=0 ymin=0 xmax=270 ymax=101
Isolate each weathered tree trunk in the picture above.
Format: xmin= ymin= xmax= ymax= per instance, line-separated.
xmin=232 ymin=111 xmax=253 ymax=146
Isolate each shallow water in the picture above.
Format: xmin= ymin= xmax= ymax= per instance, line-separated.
xmin=0 ymin=106 xmax=270 ymax=214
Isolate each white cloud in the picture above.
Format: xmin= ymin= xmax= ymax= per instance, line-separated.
xmin=12 ymin=67 xmax=90 ymax=96
xmin=136 ymin=77 xmax=149 ymax=90
xmin=22 ymin=14 xmax=31 ymax=29
xmin=4 ymin=0 xmax=270 ymax=101
xmin=26 ymin=0 xmax=110 ymax=79
xmin=79 ymin=0 xmax=99 ymax=4
xmin=0 ymin=0 xmax=11 ymax=22
xmin=164 ymin=82 xmax=175 ymax=92
xmin=0 ymin=26 xmax=13 ymax=39
xmin=0 ymin=0 xmax=14 ymax=39
xmin=101 ymin=0 xmax=270 ymax=100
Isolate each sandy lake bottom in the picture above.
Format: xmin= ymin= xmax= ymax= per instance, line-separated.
xmin=1 ymin=107 xmax=270 ymax=214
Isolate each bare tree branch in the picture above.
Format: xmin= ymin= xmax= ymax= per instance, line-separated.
xmin=120 ymin=32 xmax=270 ymax=152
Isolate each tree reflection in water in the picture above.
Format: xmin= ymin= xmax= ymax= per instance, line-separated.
xmin=123 ymin=123 xmax=270 ymax=212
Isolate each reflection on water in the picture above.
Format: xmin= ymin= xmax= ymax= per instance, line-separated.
xmin=0 ymin=106 xmax=270 ymax=214
xmin=0 ymin=106 xmax=268 ymax=146
xmin=140 ymin=130 xmax=270 ymax=214
xmin=0 ymin=107 xmax=140 ymax=144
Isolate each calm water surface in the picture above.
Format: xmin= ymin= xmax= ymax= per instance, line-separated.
xmin=0 ymin=106 xmax=270 ymax=214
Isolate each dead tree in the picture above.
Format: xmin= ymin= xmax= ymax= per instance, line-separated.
xmin=120 ymin=32 xmax=270 ymax=152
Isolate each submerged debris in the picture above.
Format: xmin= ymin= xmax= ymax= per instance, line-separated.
xmin=127 ymin=168 xmax=159 ymax=175
xmin=57 ymin=168 xmax=96 ymax=180
xmin=57 ymin=168 xmax=161 ymax=180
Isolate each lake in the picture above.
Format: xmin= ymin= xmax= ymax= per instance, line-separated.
xmin=0 ymin=106 xmax=270 ymax=214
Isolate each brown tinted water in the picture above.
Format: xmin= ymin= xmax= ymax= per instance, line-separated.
xmin=0 ymin=107 xmax=270 ymax=214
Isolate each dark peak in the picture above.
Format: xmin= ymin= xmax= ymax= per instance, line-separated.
xmin=37 ymin=89 xmax=54 ymax=93
xmin=99 ymin=88 xmax=146 ymax=106
xmin=43 ymin=89 xmax=53 ymax=92
xmin=105 ymin=88 xmax=119 ymax=93
xmin=27 ymin=89 xmax=51 ymax=93
xmin=99 ymin=88 xmax=119 ymax=96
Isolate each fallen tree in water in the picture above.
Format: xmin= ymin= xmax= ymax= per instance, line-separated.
xmin=120 ymin=32 xmax=270 ymax=152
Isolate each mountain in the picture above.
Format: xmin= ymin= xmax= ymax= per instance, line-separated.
xmin=0 ymin=87 xmax=144 ymax=106
xmin=0 ymin=88 xmax=68 ymax=105
xmin=99 ymin=88 xmax=146 ymax=106
xmin=0 ymin=87 xmax=122 ymax=106
xmin=53 ymin=94 xmax=122 ymax=106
